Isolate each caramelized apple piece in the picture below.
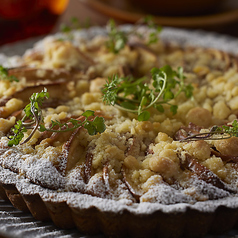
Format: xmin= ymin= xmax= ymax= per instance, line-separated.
xmin=126 ymin=137 xmax=142 ymax=158
xmin=84 ymin=149 xmax=94 ymax=184
xmin=181 ymin=153 xmax=233 ymax=193
xmin=118 ymin=65 xmax=133 ymax=77
xmin=14 ymin=80 xmax=68 ymax=105
xmin=8 ymin=109 xmax=22 ymax=120
xmin=36 ymin=116 xmax=80 ymax=146
xmin=93 ymin=111 xmax=113 ymax=121
xmin=211 ymin=149 xmax=238 ymax=163
xmin=102 ymin=163 xmax=110 ymax=193
xmin=8 ymin=67 xmax=70 ymax=83
xmin=121 ymin=165 xmax=143 ymax=202
xmin=0 ymin=98 xmax=9 ymax=107
xmin=102 ymin=163 xmax=137 ymax=202
xmin=47 ymin=119 xmax=82 ymax=146
xmin=174 ymin=122 xmax=203 ymax=141
xmin=60 ymin=127 xmax=88 ymax=176
xmin=75 ymin=48 xmax=95 ymax=69
xmin=0 ymin=80 xmax=68 ymax=112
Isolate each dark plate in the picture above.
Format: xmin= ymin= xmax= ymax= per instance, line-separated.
xmin=80 ymin=0 xmax=238 ymax=29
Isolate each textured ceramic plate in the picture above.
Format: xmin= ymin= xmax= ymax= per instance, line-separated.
xmin=1 ymin=26 xmax=238 ymax=57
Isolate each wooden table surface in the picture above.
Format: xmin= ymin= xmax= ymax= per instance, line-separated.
xmin=54 ymin=0 xmax=110 ymax=31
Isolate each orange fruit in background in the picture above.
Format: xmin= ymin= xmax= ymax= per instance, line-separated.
xmin=0 ymin=0 xmax=69 ymax=45
xmin=0 ymin=0 xmax=69 ymax=19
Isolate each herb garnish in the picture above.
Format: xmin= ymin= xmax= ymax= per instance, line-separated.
xmin=58 ymin=17 xmax=91 ymax=41
xmin=8 ymin=89 xmax=106 ymax=147
xmin=142 ymin=15 xmax=162 ymax=45
xmin=106 ymin=17 xmax=161 ymax=54
xmin=60 ymin=16 xmax=91 ymax=33
xmin=102 ymin=65 xmax=193 ymax=121
xmin=181 ymin=120 xmax=238 ymax=141
xmin=106 ymin=19 xmax=128 ymax=54
xmin=0 ymin=65 xmax=19 ymax=82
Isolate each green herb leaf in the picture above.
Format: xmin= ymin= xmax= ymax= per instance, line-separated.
xmin=8 ymin=120 xmax=27 ymax=146
xmin=8 ymin=89 xmax=106 ymax=147
xmin=170 ymin=105 xmax=178 ymax=115
xmin=102 ymin=74 xmax=121 ymax=105
xmin=102 ymin=65 xmax=193 ymax=121
xmin=143 ymin=15 xmax=162 ymax=45
xmin=60 ymin=24 xmax=71 ymax=33
xmin=184 ymin=84 xmax=194 ymax=98
xmin=121 ymin=101 xmax=137 ymax=110
xmin=106 ymin=19 xmax=128 ymax=54
xmin=92 ymin=116 xmax=106 ymax=134
xmin=0 ymin=65 xmax=19 ymax=82
xmin=60 ymin=16 xmax=91 ymax=33
xmin=163 ymin=90 xmax=174 ymax=100
xmin=154 ymin=104 xmax=164 ymax=113
xmin=82 ymin=110 xmax=95 ymax=118
xmin=82 ymin=116 xmax=106 ymax=136
xmin=221 ymin=120 xmax=238 ymax=137
xmin=138 ymin=111 xmax=150 ymax=121
xmin=106 ymin=16 xmax=162 ymax=54
xmin=83 ymin=121 xmax=97 ymax=135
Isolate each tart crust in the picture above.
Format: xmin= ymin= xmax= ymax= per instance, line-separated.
xmin=1 ymin=167 xmax=238 ymax=237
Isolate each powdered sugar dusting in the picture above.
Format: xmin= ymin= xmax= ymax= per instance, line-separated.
xmin=21 ymin=25 xmax=238 ymax=60
xmin=21 ymin=157 xmax=65 ymax=190
xmin=185 ymin=175 xmax=231 ymax=200
xmin=0 ymin=166 xmax=17 ymax=185
xmin=65 ymin=165 xmax=85 ymax=193
xmin=0 ymin=138 xmax=65 ymax=190
xmin=140 ymin=183 xmax=195 ymax=204
xmin=1 ymin=166 xmax=238 ymax=215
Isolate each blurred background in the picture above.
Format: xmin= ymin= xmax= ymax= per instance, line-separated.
xmin=0 ymin=1 xmax=237 ymax=238
xmin=59 ymin=0 xmax=238 ymax=36
xmin=0 ymin=0 xmax=238 ymax=45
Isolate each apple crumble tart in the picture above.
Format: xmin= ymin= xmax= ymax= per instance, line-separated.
xmin=0 ymin=24 xmax=238 ymax=237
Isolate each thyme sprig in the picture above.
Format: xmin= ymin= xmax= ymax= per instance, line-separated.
xmin=0 ymin=65 xmax=19 ymax=82
xmin=140 ymin=15 xmax=162 ymax=45
xmin=58 ymin=17 xmax=91 ymax=41
xmin=8 ymin=88 xmax=49 ymax=146
xmin=106 ymin=19 xmax=128 ymax=54
xmin=8 ymin=89 xmax=106 ymax=147
xmin=181 ymin=120 xmax=238 ymax=141
xmin=106 ymin=17 xmax=161 ymax=54
xmin=60 ymin=16 xmax=91 ymax=33
xmin=102 ymin=65 xmax=193 ymax=121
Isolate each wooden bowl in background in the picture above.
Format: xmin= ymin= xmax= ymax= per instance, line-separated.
xmin=127 ymin=0 xmax=224 ymax=16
